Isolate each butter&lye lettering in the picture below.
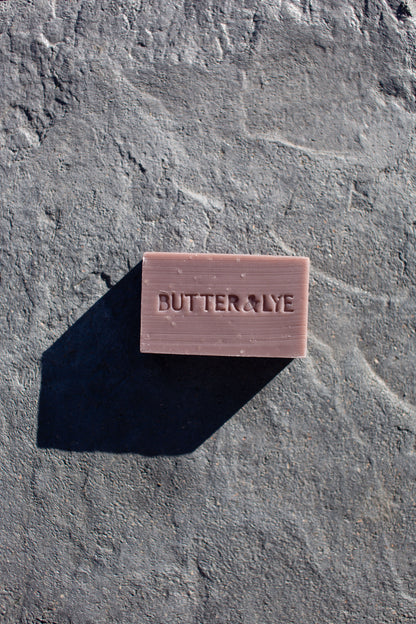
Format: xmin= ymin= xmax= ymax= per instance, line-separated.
xmin=157 ymin=292 xmax=294 ymax=313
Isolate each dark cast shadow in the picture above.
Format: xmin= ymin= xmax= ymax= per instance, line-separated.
xmin=37 ymin=262 xmax=291 ymax=456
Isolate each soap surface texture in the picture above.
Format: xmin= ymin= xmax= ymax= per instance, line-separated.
xmin=140 ymin=252 xmax=309 ymax=357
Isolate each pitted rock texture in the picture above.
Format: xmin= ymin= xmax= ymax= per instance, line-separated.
xmin=1 ymin=1 xmax=416 ymax=623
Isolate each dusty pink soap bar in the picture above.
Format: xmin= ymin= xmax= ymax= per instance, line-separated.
xmin=140 ymin=252 xmax=309 ymax=357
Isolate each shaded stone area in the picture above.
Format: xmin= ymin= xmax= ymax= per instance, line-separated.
xmin=1 ymin=1 xmax=416 ymax=622
xmin=38 ymin=262 xmax=289 ymax=454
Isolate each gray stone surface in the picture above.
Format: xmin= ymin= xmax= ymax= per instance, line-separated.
xmin=1 ymin=0 xmax=416 ymax=622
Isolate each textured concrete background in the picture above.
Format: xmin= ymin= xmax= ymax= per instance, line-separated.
xmin=1 ymin=1 xmax=416 ymax=622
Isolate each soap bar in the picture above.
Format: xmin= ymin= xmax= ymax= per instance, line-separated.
xmin=140 ymin=252 xmax=309 ymax=357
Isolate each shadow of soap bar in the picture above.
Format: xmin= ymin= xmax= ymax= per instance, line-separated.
xmin=140 ymin=252 xmax=309 ymax=357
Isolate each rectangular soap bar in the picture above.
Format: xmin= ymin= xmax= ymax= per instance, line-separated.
xmin=140 ymin=252 xmax=309 ymax=357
